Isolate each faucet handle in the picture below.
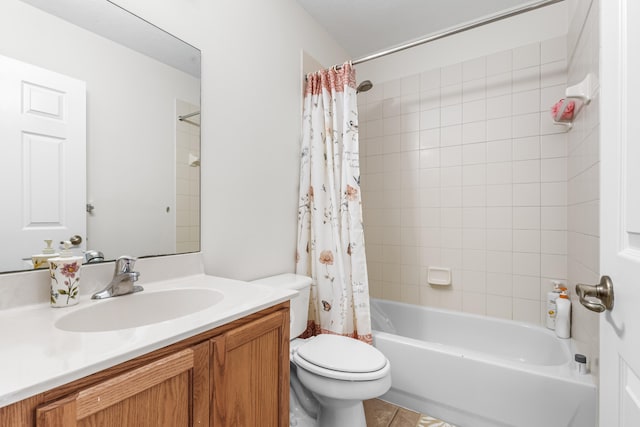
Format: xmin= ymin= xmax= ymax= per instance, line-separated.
xmin=114 ymin=255 xmax=137 ymax=274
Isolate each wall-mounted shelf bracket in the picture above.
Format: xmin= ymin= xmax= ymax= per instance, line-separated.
xmin=551 ymin=73 xmax=598 ymax=130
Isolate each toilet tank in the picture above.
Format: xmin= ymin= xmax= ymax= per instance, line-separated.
xmin=250 ymin=274 xmax=311 ymax=339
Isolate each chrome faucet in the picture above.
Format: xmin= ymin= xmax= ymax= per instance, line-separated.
xmin=91 ymin=255 xmax=143 ymax=299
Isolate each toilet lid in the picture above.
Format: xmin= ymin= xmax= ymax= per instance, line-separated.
xmin=295 ymin=334 xmax=387 ymax=374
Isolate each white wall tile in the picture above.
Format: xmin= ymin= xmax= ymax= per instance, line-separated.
xmin=440 ymin=207 xmax=462 ymax=228
xmin=462 ymin=143 xmax=486 ymax=165
xmin=420 ymin=68 xmax=441 ymax=91
xmin=402 ymin=93 xmax=421 ymax=114
xmin=541 ymin=206 xmax=567 ymax=230
xmin=486 ymin=207 xmax=513 ymax=229
xmin=487 ymin=51 xmax=512 ymax=76
xmin=541 ymin=254 xmax=567 ymax=278
xmin=402 ymin=112 xmax=420 ymax=133
xmin=513 ymin=206 xmax=541 ymax=230
xmin=486 ymin=295 xmax=513 ymax=319
xmin=384 ymin=116 xmax=402 ymax=135
xmin=440 ymin=125 xmax=462 ymax=147
xmin=462 ymin=185 xmax=486 ymax=207
xmin=513 ymin=89 xmax=541 ymax=115
xmin=463 ymin=100 xmax=487 ymax=123
xmin=463 ymin=78 xmax=486 ymax=102
xmin=513 ymin=113 xmax=541 ymax=138
xmin=441 ymin=228 xmax=463 ymax=249
xmin=487 ymin=117 xmax=512 ymax=141
xmin=463 ymin=291 xmax=487 ymax=315
xmin=486 ymin=251 xmax=513 ymax=274
xmin=420 ymin=108 xmax=441 ymax=130
xmin=513 ymin=229 xmax=541 ymax=253
xmin=513 ymin=42 xmax=541 ymax=70
xmin=541 ymin=157 xmax=567 ymax=182
xmin=513 ymin=298 xmax=541 ymax=324
xmin=383 ymin=79 xmax=402 ymax=99
xmin=441 ymin=146 xmax=463 ymax=167
xmin=487 ymin=140 xmax=513 ymax=163
xmin=513 ymin=159 xmax=541 ymax=183
xmin=541 ymin=36 xmax=567 ymax=64
xmin=441 ymin=84 xmax=463 ymax=106
xmin=463 ymin=248 xmax=486 ymax=270
xmin=486 ymin=228 xmax=513 ymax=251
xmin=462 ymin=122 xmax=487 ymax=145
xmin=513 ymin=252 xmax=541 ymax=276
xmin=420 ymin=88 xmax=440 ymax=111
xmin=513 ymin=66 xmax=540 ymax=93
xmin=512 ymin=136 xmax=541 ymax=160
xmin=402 ymin=131 xmax=420 ymax=151
xmin=383 ymin=97 xmax=402 ymax=117
xmin=401 ymin=74 xmax=420 ymax=95
xmin=463 ymin=57 xmax=487 ymax=81
xmin=486 ymin=272 xmax=513 ymax=296
xmin=440 ymin=166 xmax=462 ymax=187
xmin=441 ymin=104 xmax=463 ymax=126
xmin=513 ymin=274 xmax=541 ymax=300
xmin=513 ymin=183 xmax=540 ymax=206
xmin=487 ymin=162 xmax=512 ymax=184
xmin=441 ymin=63 xmax=463 ymax=86
xmin=486 ymin=184 xmax=513 ymax=206
xmin=486 ymin=72 xmax=512 ymax=97
xmin=362 ymin=38 xmax=568 ymax=326
xmin=486 ymin=95 xmax=512 ymax=119
xmin=541 ymin=182 xmax=567 ymax=206
xmin=541 ymin=230 xmax=567 ymax=254
xmin=540 ymin=60 xmax=567 ymax=87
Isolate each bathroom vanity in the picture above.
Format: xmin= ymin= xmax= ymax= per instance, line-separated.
xmin=1 ymin=303 xmax=289 ymax=426
xmin=0 ymin=258 xmax=296 ymax=427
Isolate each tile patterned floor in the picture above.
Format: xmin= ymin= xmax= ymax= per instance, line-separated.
xmin=363 ymin=399 xmax=457 ymax=427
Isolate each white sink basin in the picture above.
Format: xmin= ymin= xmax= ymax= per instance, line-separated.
xmin=55 ymin=288 xmax=224 ymax=332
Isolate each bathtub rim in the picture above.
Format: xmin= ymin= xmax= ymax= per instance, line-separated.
xmin=370 ymin=298 xmax=596 ymax=388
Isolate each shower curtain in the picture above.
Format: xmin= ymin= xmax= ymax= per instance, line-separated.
xmin=296 ymin=62 xmax=372 ymax=344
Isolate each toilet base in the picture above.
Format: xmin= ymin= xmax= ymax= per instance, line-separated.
xmin=315 ymin=397 xmax=366 ymax=427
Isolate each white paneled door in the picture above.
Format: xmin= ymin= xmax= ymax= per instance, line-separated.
xmin=0 ymin=55 xmax=86 ymax=271
xmin=600 ymin=0 xmax=640 ymax=425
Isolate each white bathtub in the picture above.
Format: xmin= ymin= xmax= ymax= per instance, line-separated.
xmin=370 ymin=299 xmax=596 ymax=427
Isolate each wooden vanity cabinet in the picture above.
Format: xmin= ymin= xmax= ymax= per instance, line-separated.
xmin=0 ymin=303 xmax=289 ymax=427
xmin=36 ymin=343 xmax=210 ymax=427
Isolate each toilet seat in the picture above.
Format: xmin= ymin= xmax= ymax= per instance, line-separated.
xmin=293 ymin=334 xmax=390 ymax=381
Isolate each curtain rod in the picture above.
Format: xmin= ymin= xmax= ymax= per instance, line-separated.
xmin=178 ymin=111 xmax=200 ymax=121
xmin=351 ymin=0 xmax=565 ymax=66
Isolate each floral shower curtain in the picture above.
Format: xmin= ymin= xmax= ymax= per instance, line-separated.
xmin=295 ymin=62 xmax=372 ymax=344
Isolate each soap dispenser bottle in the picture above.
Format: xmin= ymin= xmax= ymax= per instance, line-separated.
xmin=48 ymin=241 xmax=83 ymax=307
xmin=555 ymin=290 xmax=572 ymax=339
xmin=32 ymin=239 xmax=59 ymax=269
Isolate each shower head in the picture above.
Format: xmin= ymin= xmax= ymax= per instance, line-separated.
xmin=356 ymin=80 xmax=373 ymax=94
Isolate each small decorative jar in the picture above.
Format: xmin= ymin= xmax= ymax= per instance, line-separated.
xmin=48 ymin=241 xmax=83 ymax=308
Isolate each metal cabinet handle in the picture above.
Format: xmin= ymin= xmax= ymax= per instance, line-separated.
xmin=575 ymin=276 xmax=614 ymax=313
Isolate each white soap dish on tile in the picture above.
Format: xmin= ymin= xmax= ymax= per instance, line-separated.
xmin=427 ymin=267 xmax=451 ymax=286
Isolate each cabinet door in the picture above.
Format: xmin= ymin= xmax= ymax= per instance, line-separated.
xmin=36 ymin=343 xmax=209 ymax=427
xmin=211 ymin=310 xmax=289 ymax=427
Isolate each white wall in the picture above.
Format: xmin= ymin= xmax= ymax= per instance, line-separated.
xmin=0 ymin=0 xmax=200 ymax=261
xmin=109 ymin=0 xmax=349 ymax=280
xmin=357 ymin=3 xmax=571 ymax=325
xmin=566 ymin=0 xmax=600 ymax=379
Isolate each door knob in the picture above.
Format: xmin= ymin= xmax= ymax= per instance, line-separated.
xmin=575 ymin=276 xmax=614 ymax=313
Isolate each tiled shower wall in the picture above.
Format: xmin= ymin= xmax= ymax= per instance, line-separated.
xmin=359 ymin=36 xmax=569 ymax=325
xmin=566 ymin=0 xmax=600 ymax=376
xmin=176 ymin=100 xmax=201 ymax=253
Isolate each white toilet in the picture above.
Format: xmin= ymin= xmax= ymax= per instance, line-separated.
xmin=252 ymin=274 xmax=391 ymax=427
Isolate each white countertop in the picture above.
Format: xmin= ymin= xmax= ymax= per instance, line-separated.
xmin=0 ymin=273 xmax=296 ymax=408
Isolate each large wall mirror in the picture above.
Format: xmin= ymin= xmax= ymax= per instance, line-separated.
xmin=0 ymin=0 xmax=201 ymax=273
